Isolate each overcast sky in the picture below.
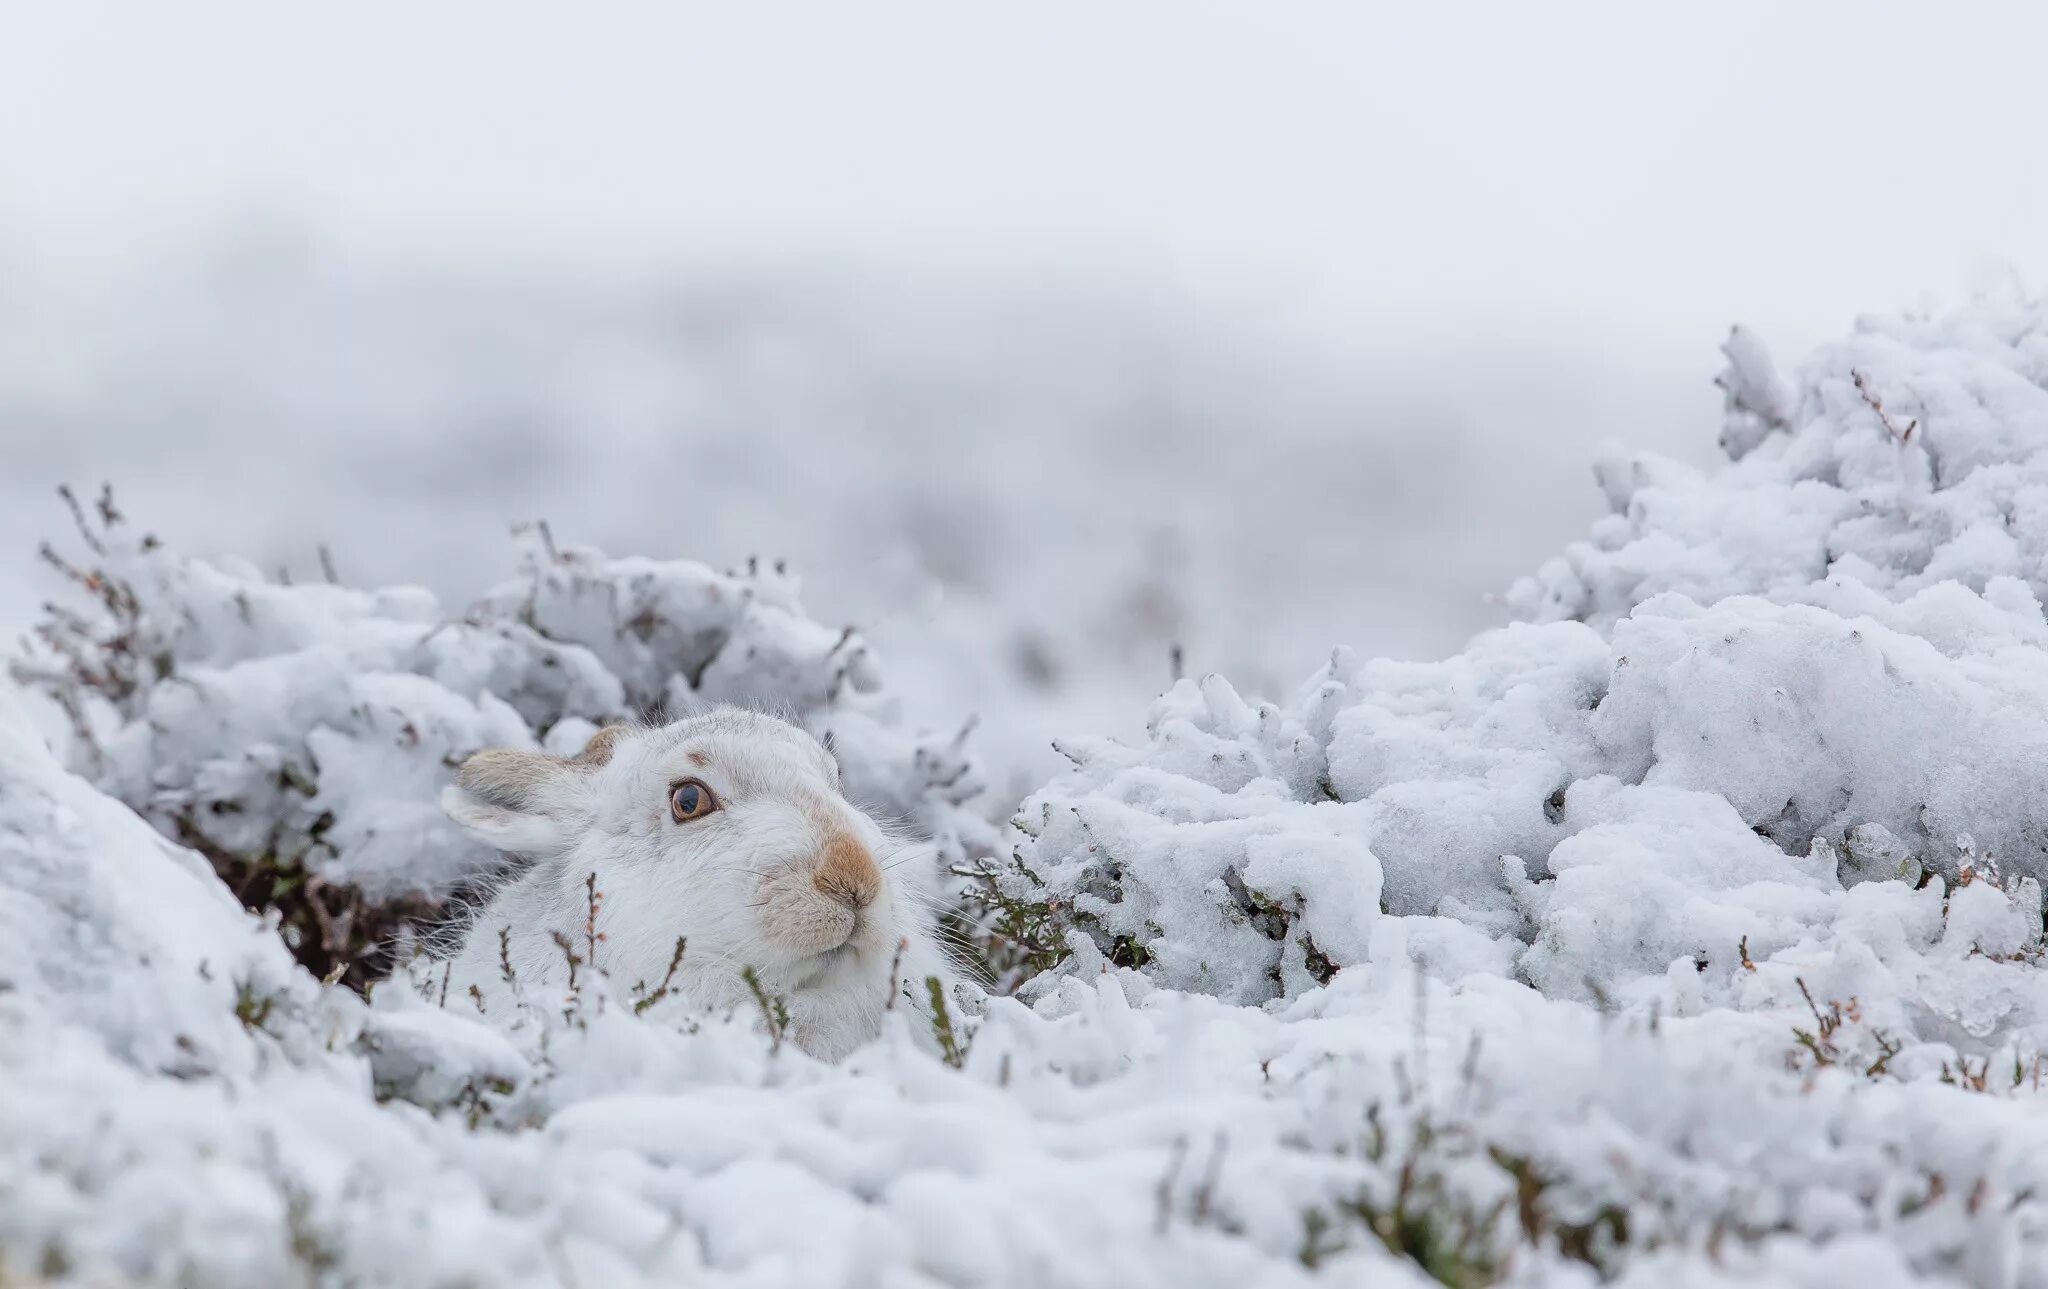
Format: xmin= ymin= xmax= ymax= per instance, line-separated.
xmin=6 ymin=2 xmax=2047 ymax=352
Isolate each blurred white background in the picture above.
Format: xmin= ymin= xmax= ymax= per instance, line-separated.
xmin=4 ymin=1 xmax=2044 ymax=790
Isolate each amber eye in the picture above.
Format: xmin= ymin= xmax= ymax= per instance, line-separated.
xmin=669 ymin=778 xmax=718 ymax=822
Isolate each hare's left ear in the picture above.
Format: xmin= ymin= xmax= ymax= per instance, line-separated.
xmin=573 ymin=723 xmax=629 ymax=766
xmin=442 ymin=747 xmax=596 ymax=856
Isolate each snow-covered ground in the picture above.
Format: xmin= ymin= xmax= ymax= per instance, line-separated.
xmin=7 ymin=286 xmax=2048 ymax=1286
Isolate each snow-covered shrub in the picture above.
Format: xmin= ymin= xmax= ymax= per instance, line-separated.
xmin=12 ymin=499 xmax=997 ymax=985
xmin=1513 ymin=299 xmax=2048 ymax=626
xmin=996 ymin=629 xmax=1597 ymax=1003
xmin=1002 ymin=294 xmax=2048 ymax=1029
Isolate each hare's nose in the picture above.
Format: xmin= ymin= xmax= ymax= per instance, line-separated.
xmin=813 ymin=834 xmax=881 ymax=912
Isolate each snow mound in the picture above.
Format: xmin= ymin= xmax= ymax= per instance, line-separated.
xmin=989 ymin=295 xmax=2048 ymax=1275
xmin=1512 ymin=302 xmax=2048 ymax=627
xmin=1007 ymin=297 xmax=2048 ymax=1008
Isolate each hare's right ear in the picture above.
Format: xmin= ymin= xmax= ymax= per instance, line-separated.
xmin=442 ymin=748 xmax=595 ymax=856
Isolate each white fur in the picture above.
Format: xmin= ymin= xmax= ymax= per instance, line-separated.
xmin=432 ymin=708 xmax=957 ymax=1060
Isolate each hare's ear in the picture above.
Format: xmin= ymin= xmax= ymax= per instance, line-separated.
xmin=573 ymin=723 xmax=630 ymax=766
xmin=442 ymin=748 xmax=594 ymax=856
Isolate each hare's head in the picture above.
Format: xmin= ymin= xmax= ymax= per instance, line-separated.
xmin=444 ymin=709 xmax=921 ymax=1000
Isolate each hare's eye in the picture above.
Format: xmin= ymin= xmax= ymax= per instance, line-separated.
xmin=669 ymin=778 xmax=718 ymax=822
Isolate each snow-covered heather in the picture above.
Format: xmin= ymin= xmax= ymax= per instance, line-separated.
xmin=1011 ymin=290 xmax=2048 ymax=991
xmin=10 ymin=512 xmax=997 ymax=989
xmin=8 ymin=293 xmax=2048 ymax=1286
xmin=992 ymin=293 xmax=2048 ymax=1276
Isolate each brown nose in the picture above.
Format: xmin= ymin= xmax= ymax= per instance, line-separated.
xmin=813 ymin=834 xmax=881 ymax=911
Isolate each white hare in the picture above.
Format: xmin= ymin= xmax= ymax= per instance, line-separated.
xmin=433 ymin=707 xmax=957 ymax=1059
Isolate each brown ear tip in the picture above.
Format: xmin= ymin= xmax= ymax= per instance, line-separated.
xmin=455 ymin=748 xmax=511 ymax=785
xmin=576 ymin=724 xmax=629 ymax=767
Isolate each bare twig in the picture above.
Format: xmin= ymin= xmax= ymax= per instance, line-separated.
xmin=1852 ymin=368 xmax=1919 ymax=444
xmin=633 ymin=938 xmax=688 ymax=1015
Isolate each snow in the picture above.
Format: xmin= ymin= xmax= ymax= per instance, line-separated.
xmin=8 ymin=292 xmax=2048 ymax=1284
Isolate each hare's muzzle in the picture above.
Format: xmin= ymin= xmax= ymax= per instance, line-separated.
xmin=813 ymin=834 xmax=881 ymax=912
